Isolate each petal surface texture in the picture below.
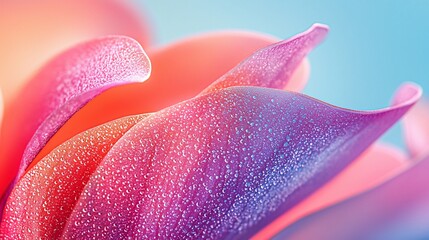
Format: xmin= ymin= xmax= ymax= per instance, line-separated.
xmin=1 ymin=115 xmax=146 ymax=238
xmin=403 ymin=99 xmax=429 ymax=159
xmin=1 ymin=26 xmax=326 ymax=237
xmin=253 ymin=143 xmax=408 ymax=239
xmin=275 ymin=155 xmax=429 ymax=240
xmin=0 ymin=0 xmax=150 ymax=104
xmin=0 ymin=36 xmax=151 ymax=198
xmin=53 ymin=83 xmax=419 ymax=239
xmin=200 ymin=24 xmax=327 ymax=95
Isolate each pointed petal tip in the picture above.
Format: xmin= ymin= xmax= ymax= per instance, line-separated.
xmin=310 ymin=23 xmax=329 ymax=37
xmin=277 ymin=23 xmax=329 ymax=48
xmin=301 ymin=23 xmax=329 ymax=42
xmin=391 ymin=82 xmax=422 ymax=107
xmin=201 ymin=24 xmax=329 ymax=94
xmin=311 ymin=23 xmax=330 ymax=31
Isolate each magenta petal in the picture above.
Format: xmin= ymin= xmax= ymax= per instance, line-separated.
xmin=275 ymin=154 xmax=429 ymax=240
xmin=62 ymin=83 xmax=419 ymax=239
xmin=0 ymin=36 xmax=151 ymax=198
xmin=200 ymin=24 xmax=328 ymax=95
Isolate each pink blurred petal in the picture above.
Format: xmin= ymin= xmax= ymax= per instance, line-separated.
xmin=254 ymin=142 xmax=408 ymax=239
xmin=275 ymin=154 xmax=429 ymax=239
xmin=60 ymin=83 xmax=419 ymax=238
xmin=0 ymin=115 xmax=147 ymax=239
xmin=0 ymin=0 xmax=150 ymax=104
xmin=0 ymin=36 xmax=151 ymax=200
xmin=200 ymin=24 xmax=328 ymax=95
xmin=403 ymin=99 xmax=429 ymax=159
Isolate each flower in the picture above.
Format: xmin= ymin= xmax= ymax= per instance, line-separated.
xmin=0 ymin=1 xmax=427 ymax=239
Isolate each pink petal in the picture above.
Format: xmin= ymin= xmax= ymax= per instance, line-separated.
xmin=403 ymin=99 xmax=429 ymax=159
xmin=0 ymin=0 xmax=150 ymax=104
xmin=0 ymin=115 xmax=147 ymax=239
xmin=0 ymin=36 xmax=151 ymax=199
xmin=254 ymin=143 xmax=408 ymax=239
xmin=60 ymin=83 xmax=419 ymax=239
xmin=275 ymin=154 xmax=429 ymax=239
xmin=200 ymin=24 xmax=328 ymax=95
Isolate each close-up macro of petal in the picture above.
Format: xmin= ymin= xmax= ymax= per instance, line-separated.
xmin=0 ymin=0 xmax=428 ymax=239
xmin=0 ymin=36 xmax=151 ymax=202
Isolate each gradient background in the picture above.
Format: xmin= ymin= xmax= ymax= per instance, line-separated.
xmin=137 ymin=0 xmax=429 ymax=148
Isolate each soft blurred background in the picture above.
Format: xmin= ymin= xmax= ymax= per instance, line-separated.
xmin=138 ymin=0 xmax=429 ymax=148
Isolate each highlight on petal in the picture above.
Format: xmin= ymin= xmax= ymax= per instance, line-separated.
xmin=254 ymin=143 xmax=408 ymax=239
xmin=22 ymin=83 xmax=416 ymax=239
xmin=0 ymin=0 xmax=150 ymax=104
xmin=275 ymin=155 xmax=429 ymax=240
xmin=31 ymin=28 xmax=316 ymax=169
xmin=0 ymin=115 xmax=147 ymax=239
xmin=403 ymin=99 xmax=429 ymax=159
xmin=0 ymin=36 xmax=151 ymax=199
xmin=200 ymin=24 xmax=328 ymax=95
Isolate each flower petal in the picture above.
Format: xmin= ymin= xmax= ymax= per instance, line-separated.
xmin=0 ymin=0 xmax=150 ymax=104
xmin=254 ymin=143 xmax=408 ymax=239
xmin=200 ymin=24 xmax=327 ymax=95
xmin=0 ymin=36 xmax=151 ymax=199
xmin=31 ymin=27 xmax=320 ymax=170
xmin=0 ymin=115 xmax=147 ymax=239
xmin=403 ymin=99 xmax=429 ymax=159
xmin=274 ymin=155 xmax=429 ymax=240
xmin=61 ymin=83 xmax=419 ymax=239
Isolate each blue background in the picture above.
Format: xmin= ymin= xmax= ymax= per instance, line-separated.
xmin=138 ymin=0 xmax=429 ymax=148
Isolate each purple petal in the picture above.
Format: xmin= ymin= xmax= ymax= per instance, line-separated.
xmin=61 ymin=83 xmax=420 ymax=239
xmin=274 ymin=154 xmax=429 ymax=240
